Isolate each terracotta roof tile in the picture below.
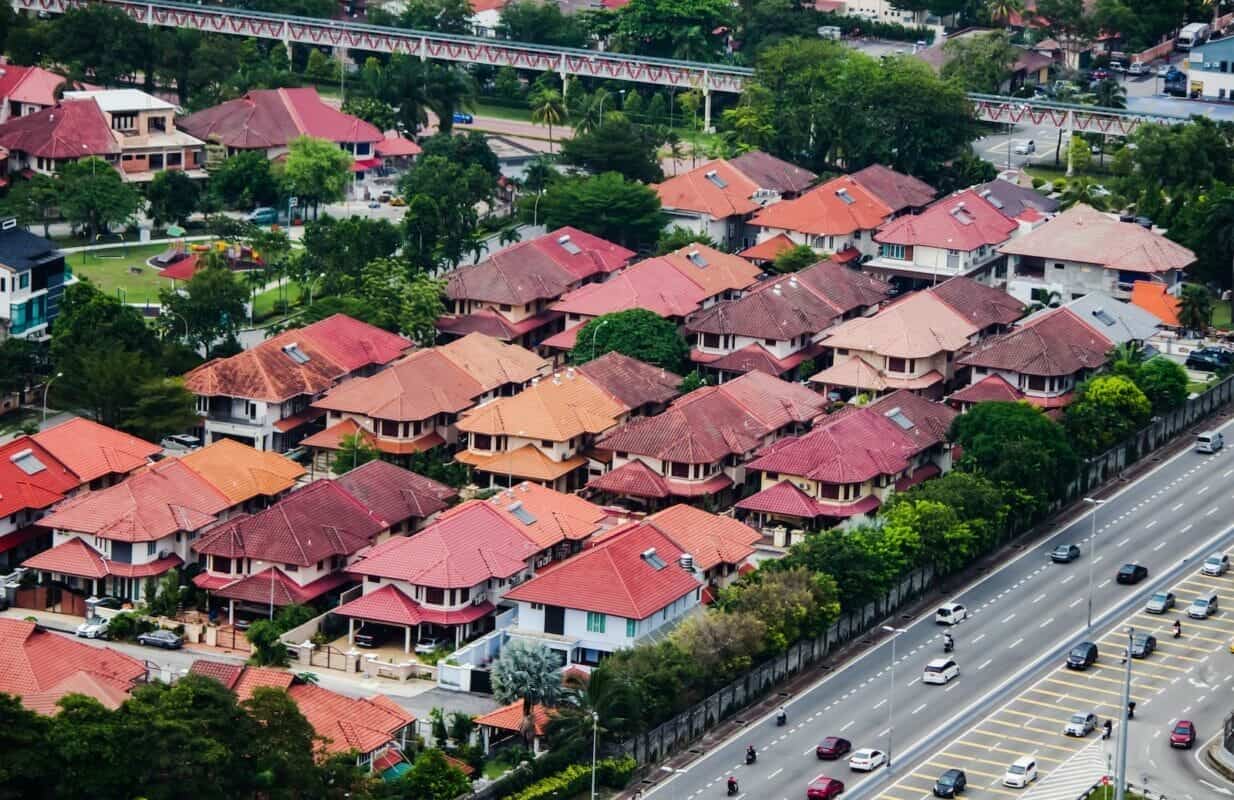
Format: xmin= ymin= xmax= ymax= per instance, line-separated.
xmin=290 ymin=682 xmax=413 ymax=756
xmin=959 ymin=307 xmax=1114 ymax=377
xmin=475 ymin=700 xmax=552 ymax=736
xmin=300 ymin=418 xmax=442 ymax=455
xmin=437 ymin=333 xmax=551 ymax=393
xmin=375 ymin=130 xmax=421 ymax=157
xmin=179 ymin=87 xmax=382 ymax=150
xmin=456 ymin=369 xmax=627 ymax=441
xmin=0 ymin=437 xmax=78 ymax=518
xmin=576 ymin=352 xmax=681 ymax=411
xmin=658 ymin=243 xmax=763 ymax=298
xmin=0 ymin=65 xmax=66 ymax=108
xmin=739 ymin=233 xmax=797 ymax=261
xmin=1131 ymin=281 xmax=1181 ymax=326
xmin=736 ymin=482 xmax=881 ymax=519
xmin=483 ymin=481 xmax=607 ymax=549
xmin=750 ymin=175 xmax=893 ymax=237
xmin=999 ymin=204 xmax=1195 ymax=273
xmin=641 ymin=504 xmax=759 ymax=571
xmin=180 ymin=438 xmax=304 ymax=504
xmin=848 ymin=164 xmax=937 ymax=213
xmin=948 ymin=374 xmax=1026 ymax=404
xmin=587 ymin=459 xmax=670 ymax=499
xmin=188 ymin=659 xmax=245 ymax=690
xmin=551 ymin=257 xmax=714 ymax=319
xmin=728 ymin=151 xmax=818 ymax=195
xmin=456 ymin=445 xmax=588 ymax=483
xmin=335 ymin=460 xmax=455 ymax=526
xmin=232 ymin=665 xmax=295 ymax=700
xmin=333 ymin=583 xmax=494 ymax=626
xmin=0 ymin=618 xmax=144 ymax=714
xmin=214 ymin=568 xmax=353 ymax=606
xmin=313 ymin=348 xmax=483 ymax=421
xmin=809 ymin=355 xmax=943 ymax=393
xmin=33 ymin=418 xmax=160 ymax=482
xmin=23 ymin=537 xmax=182 ymax=579
xmin=930 ymin=276 xmax=1026 ymax=330
xmin=653 ymin=159 xmax=763 ymax=218
xmin=875 ymin=190 xmax=1017 ymax=251
xmin=696 ymin=343 xmax=815 ymax=377
xmin=0 ymin=99 xmax=119 ymax=159
xmin=436 ymin=308 xmax=562 ymax=341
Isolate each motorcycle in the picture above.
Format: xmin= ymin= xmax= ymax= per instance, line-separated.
xmin=1127 ymin=702 xmax=1136 ymax=720
xmin=1102 ymin=720 xmax=1112 ymax=740
xmin=775 ymin=710 xmax=787 ymax=727
xmin=746 ymin=748 xmax=757 ymax=765
xmin=943 ymin=636 xmax=954 ymax=654
xmin=727 ymin=777 xmax=739 ymax=796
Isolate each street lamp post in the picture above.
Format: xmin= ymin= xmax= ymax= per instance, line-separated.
xmin=590 ymin=318 xmax=610 ymax=362
xmin=590 ymin=711 xmax=599 ymax=800
xmin=882 ymin=625 xmax=907 ymax=769
xmin=1084 ymin=497 xmax=1106 ymax=629
xmin=1115 ymin=626 xmax=1134 ymax=800
xmin=42 ymin=372 xmax=63 ymax=424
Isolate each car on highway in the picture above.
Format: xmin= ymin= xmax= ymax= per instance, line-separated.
xmin=136 ymin=629 xmax=183 ymax=649
xmin=1188 ymin=593 xmax=1219 ymax=619
xmin=816 ymin=737 xmax=852 ymax=760
xmin=935 ymin=602 xmax=967 ymax=625
xmin=848 ymin=748 xmax=886 ymax=771
xmin=1170 ymin=720 xmax=1197 ymax=748
xmin=932 ymin=768 xmax=967 ymax=798
xmin=452 ymin=112 xmax=474 ymax=124
xmin=806 ymin=774 xmax=845 ymax=799
xmin=923 ymin=658 xmax=959 ymax=685
xmin=1203 ymin=553 xmax=1230 ymax=576
xmin=1129 ymin=633 xmax=1156 ymax=659
xmin=1013 ymin=139 xmax=1035 ymax=155
xmin=1117 ymin=563 xmax=1148 ymax=584
xmin=1002 ymin=756 xmax=1038 ymax=788
xmin=75 ymin=617 xmax=109 ymax=639
xmin=1146 ymin=591 xmax=1176 ymax=614
xmin=1067 ymin=642 xmax=1098 ymax=670
xmin=1198 ymin=431 xmax=1226 ymax=454
xmin=1050 ymin=544 xmax=1081 ymax=563
xmin=1064 ymin=711 xmax=1098 ymax=737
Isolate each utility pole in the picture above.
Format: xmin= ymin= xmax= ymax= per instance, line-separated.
xmin=1115 ymin=626 xmax=1133 ymax=800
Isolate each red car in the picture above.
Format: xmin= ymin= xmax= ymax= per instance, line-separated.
xmin=807 ymin=775 xmax=846 ymax=799
xmin=1170 ymin=721 xmax=1196 ymax=748
xmin=816 ymin=737 xmax=852 ymax=759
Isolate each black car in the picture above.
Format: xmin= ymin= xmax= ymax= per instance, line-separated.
xmin=1186 ymin=347 xmax=1234 ymax=372
xmin=933 ymin=768 xmax=967 ymax=798
xmin=354 ymin=623 xmax=391 ymax=648
xmin=1117 ymin=564 xmax=1149 ymax=584
xmin=1067 ymin=642 xmax=1098 ymax=670
xmin=1130 ymin=633 xmax=1157 ymax=659
xmin=136 ymin=629 xmax=183 ymax=650
xmin=1051 ymin=544 xmax=1081 ymax=563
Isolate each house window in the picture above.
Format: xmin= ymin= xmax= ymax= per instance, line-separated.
xmin=878 ymin=243 xmax=906 ymax=260
xmin=167 ymin=152 xmax=182 ymax=167
xmin=213 ymin=556 xmax=231 ymax=573
xmin=112 ymin=114 xmax=136 ymax=131
xmin=1027 ymin=375 xmax=1047 ymax=391
xmin=819 ymin=483 xmax=840 ymax=499
xmin=586 ymin=611 xmax=606 ymax=633
xmin=473 ymin=433 xmax=492 ymax=450
xmin=149 ymin=153 xmax=164 ymax=169
xmin=381 ymin=420 xmax=399 ymax=437
xmin=426 ymin=587 xmax=444 ymax=605
xmin=459 ymin=586 xmax=470 ymax=602
xmin=284 ymin=563 xmax=298 ymax=572
xmin=367 ymin=575 xmax=381 ymax=583
xmin=246 ymin=401 xmax=257 ymax=419
xmin=670 ymin=462 xmax=690 ymax=479
xmin=147 ymin=541 xmax=157 ymax=556
xmin=18 ymin=272 xmax=29 ymax=290
xmin=626 ymin=618 xmax=637 ymax=637
xmin=888 ymin=357 xmax=913 ymax=373
xmin=531 ymin=602 xmax=543 ymax=610
xmin=702 ymin=333 xmax=721 ymax=349
xmin=541 ymin=439 xmax=554 ymax=448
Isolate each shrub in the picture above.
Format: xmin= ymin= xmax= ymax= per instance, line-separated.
xmin=508 ymin=757 xmax=635 ymax=800
xmin=1052 ymin=179 xmax=1067 ymax=193
xmin=106 ymin=612 xmax=155 ymax=641
xmin=1031 ymin=176 xmax=1046 ymax=189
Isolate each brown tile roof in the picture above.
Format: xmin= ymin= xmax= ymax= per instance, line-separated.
xmin=998 ymin=204 xmax=1196 ymax=273
xmin=436 ymin=332 xmax=551 ymax=392
xmin=334 ymin=460 xmax=456 ymax=525
xmin=474 ymin=700 xmax=553 ymax=737
xmin=300 ymin=418 xmax=444 ymax=456
xmin=312 ymin=348 xmax=484 ymax=422
xmin=728 ymin=151 xmax=818 ymax=195
xmin=576 ymin=352 xmax=681 ymax=411
xmin=436 ymin=308 xmax=563 ymax=341
xmin=551 ymin=257 xmax=714 ymax=319
xmin=809 ymin=355 xmax=944 ymax=393
xmin=188 ymin=659 xmax=245 ymax=690
xmin=456 ymin=368 xmax=628 ymax=441
xmin=32 ymin=418 xmax=160 ymax=482
xmin=849 ymin=164 xmax=937 ymax=213
xmin=641 ymin=504 xmax=759 ymax=571
xmin=0 ymin=619 xmax=144 ymax=715
xmin=658 ymin=243 xmax=763 ymax=298
xmin=959 ymin=307 xmax=1114 ymax=377
xmin=483 ymin=481 xmax=607 ymax=549
xmin=948 ymin=373 xmax=1026 ymax=405
xmin=180 ymin=438 xmax=305 ymax=504
xmin=653 ymin=159 xmax=763 ymax=218
xmin=697 ymin=343 xmax=815 ymax=378
xmin=931 ymin=276 xmax=1026 ymax=331
xmin=875 ymin=190 xmax=1018 ymax=251
xmin=213 ymin=568 xmax=352 ymax=606
xmin=749 ymin=175 xmax=893 ymax=237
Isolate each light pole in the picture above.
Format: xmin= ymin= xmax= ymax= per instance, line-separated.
xmin=308 ymin=272 xmax=326 ymax=305
xmin=42 ymin=371 xmax=63 ymax=424
xmin=1115 ymin=626 xmax=1133 ymax=800
xmin=590 ymin=318 xmax=610 ymax=362
xmin=590 ymin=711 xmax=599 ymax=800
xmin=1084 ymin=497 xmax=1106 ymax=629
xmin=165 ymin=309 xmax=189 ymax=341
xmin=882 ymin=625 xmax=907 ymax=769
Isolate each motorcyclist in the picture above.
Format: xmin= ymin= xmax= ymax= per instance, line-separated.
xmin=943 ymin=632 xmax=954 ymax=652
xmin=776 ymin=706 xmax=787 ymax=725
xmin=1102 ymin=719 xmax=1112 ymax=739
xmin=727 ymin=776 xmax=739 ymax=795
xmin=746 ymin=745 xmax=756 ymax=763
xmin=1128 ymin=701 xmax=1136 ymax=720
xmin=1173 ymin=619 xmax=1182 ymax=639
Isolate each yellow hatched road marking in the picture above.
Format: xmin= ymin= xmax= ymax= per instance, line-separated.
xmin=966 ymin=724 xmax=1076 ymax=754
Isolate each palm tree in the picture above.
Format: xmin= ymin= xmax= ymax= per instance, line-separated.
xmin=498 ymin=225 xmax=522 ymax=246
xmin=1178 ymin=284 xmax=1214 ymax=334
xmin=986 ymin=0 xmax=1024 ymax=24
xmin=545 ymin=669 xmax=639 ymax=754
xmin=1058 ymin=178 xmax=1109 ymax=211
xmin=531 ymin=88 xmax=567 ymax=155
xmin=490 ymin=641 xmax=564 ymax=744
xmin=573 ymin=88 xmax=609 ymax=136
xmin=1027 ymin=288 xmax=1062 ymax=313
xmin=1109 ymin=340 xmax=1147 ymax=378
xmin=1092 ymin=78 xmax=1126 ymax=109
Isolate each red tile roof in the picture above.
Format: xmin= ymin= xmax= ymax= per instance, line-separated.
xmin=334 ymin=460 xmax=455 ymax=526
xmin=483 ymin=481 xmax=607 ymax=549
xmin=0 ymin=99 xmax=119 ymax=159
xmin=33 ymin=417 xmax=160 ymax=482
xmin=849 ymin=164 xmax=937 ymax=213
xmin=727 ymin=151 xmax=818 ymax=195
xmin=736 ymin=482 xmax=881 ymax=520
xmin=23 ymin=537 xmax=182 ymax=579
xmin=504 ymin=523 xmax=699 ymax=619
xmin=187 ymin=659 xmax=245 ymax=690
xmin=39 ymin=458 xmax=230 ymax=542
xmin=0 ymin=438 xmax=78 ymax=518
xmin=875 ymin=190 xmax=1017 ymax=251
xmin=653 ymin=159 xmax=763 ymax=218
xmin=999 ymin=205 xmax=1195 ymax=274
xmin=696 ymin=343 xmax=815 ymax=378
xmin=475 ymin=700 xmax=553 ymax=736
xmin=348 ymin=500 xmax=539 ymax=588
xmin=552 ymin=258 xmax=712 ymax=320
xmin=641 ymin=504 xmax=759 ymax=571
xmin=0 ymin=65 xmax=66 ymax=108
xmin=193 ymin=479 xmax=383 ymax=565
xmin=739 ymin=233 xmax=797 ymax=262
xmin=333 ymin=583 xmax=495 ymax=626
xmin=375 ymin=130 xmax=421 ymax=158
xmin=213 ymin=567 xmax=353 ymax=606
xmin=287 ymin=682 xmax=413 ymax=756
xmin=959 ymin=307 xmax=1114 ymax=377
xmin=313 ymin=348 xmax=484 ymax=421
xmin=587 ymin=460 xmax=733 ymax=499
xmin=184 ymin=314 xmax=410 ymax=403
xmin=445 ymin=227 xmax=634 ymax=306
xmin=576 ymin=351 xmax=681 ymax=411
xmin=947 ymin=373 xmax=1026 ymax=405
xmin=750 ymin=175 xmax=893 ymax=237
xmin=178 ymin=88 xmax=382 ymax=150
xmin=436 ymin=308 xmax=563 ymax=341
xmin=0 ymin=618 xmax=145 ymax=714
xmin=597 ymin=370 xmax=827 ymax=464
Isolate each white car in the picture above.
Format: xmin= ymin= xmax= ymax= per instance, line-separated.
xmin=935 ymin=602 xmax=967 ymax=625
xmin=1003 ymin=756 xmax=1038 ymax=788
xmin=1013 ymin=139 xmax=1036 ymax=155
xmin=848 ymin=748 xmax=887 ymax=772
xmin=75 ymin=617 xmax=109 ymax=639
xmin=1203 ymin=553 xmax=1230 ymax=576
xmin=923 ymin=658 xmax=959 ymax=685
xmin=1064 ymin=711 xmax=1097 ymax=737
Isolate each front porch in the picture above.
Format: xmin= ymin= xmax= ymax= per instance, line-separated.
xmin=22 ymin=537 xmax=182 ymax=604
xmin=333 ymin=583 xmax=496 ymax=654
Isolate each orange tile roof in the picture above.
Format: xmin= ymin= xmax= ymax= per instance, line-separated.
xmin=456 ymin=369 xmax=627 ymax=441
xmin=653 ymin=159 xmax=762 ymax=219
xmin=739 ymin=233 xmax=797 ymax=261
xmin=314 ymin=348 xmax=484 ymax=422
xmin=659 ymin=243 xmax=763 ymax=298
xmin=180 ymin=438 xmax=304 ymax=504
xmin=456 ymin=445 xmax=588 ymax=483
xmin=437 ymin=332 xmax=551 ymax=392
xmin=288 ymin=682 xmax=414 ymax=756
xmin=474 ymin=700 xmax=552 ymax=737
xmin=809 ymin=355 xmax=944 ymax=393
xmin=232 ymin=665 xmax=295 ymax=700
xmin=32 ymin=417 xmax=160 ymax=482
xmin=483 ymin=481 xmax=607 ymax=548
xmin=0 ymin=618 xmax=144 ymax=714
xmin=822 ymin=291 xmax=983 ymax=359
xmin=1130 ymin=281 xmax=1181 ymax=327
xmin=643 ymin=504 xmax=760 ymax=571
xmin=749 ymin=175 xmax=893 ymax=237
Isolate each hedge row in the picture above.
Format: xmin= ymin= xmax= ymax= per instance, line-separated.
xmin=507 ymin=756 xmax=637 ymax=800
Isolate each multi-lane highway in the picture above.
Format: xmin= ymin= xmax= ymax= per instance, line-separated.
xmin=651 ymin=414 xmax=1234 ymax=800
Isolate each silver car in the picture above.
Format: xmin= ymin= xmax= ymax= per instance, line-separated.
xmin=75 ymin=617 xmax=109 ymax=639
xmin=1064 ymin=712 xmax=1097 ymax=737
xmin=1145 ymin=591 xmax=1175 ymax=614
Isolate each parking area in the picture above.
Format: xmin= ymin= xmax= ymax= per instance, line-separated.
xmin=875 ymin=564 xmax=1234 ymax=799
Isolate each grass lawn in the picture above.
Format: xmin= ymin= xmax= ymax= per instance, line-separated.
xmin=250 ymin=283 xmax=305 ymax=320
xmin=68 ymin=243 xmax=179 ymax=304
xmin=473 ymin=100 xmax=534 ymax=122
xmin=1214 ymin=299 xmax=1232 ymax=330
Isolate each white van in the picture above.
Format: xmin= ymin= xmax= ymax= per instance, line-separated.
xmin=1197 ymin=431 xmax=1225 ymax=454
xmin=1003 ymin=756 xmax=1038 ymax=788
xmin=923 ymin=658 xmax=959 ymax=685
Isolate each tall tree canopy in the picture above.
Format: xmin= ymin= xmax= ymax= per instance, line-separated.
xmin=532 ymin=173 xmax=667 ymax=251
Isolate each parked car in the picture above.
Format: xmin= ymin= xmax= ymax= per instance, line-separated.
xmin=137 ymin=629 xmax=183 ymax=649
xmin=1064 ymin=712 xmax=1098 ymax=737
xmin=1203 ymin=553 xmax=1230 ymax=576
xmin=1171 ymin=720 xmax=1197 ymax=748
xmin=354 ymin=623 xmax=391 ymax=648
xmin=1002 ymin=756 xmax=1038 ymax=788
xmin=378 ymin=190 xmax=393 ymax=203
xmin=817 ymin=737 xmax=852 ymax=760
xmin=452 ymin=112 xmax=474 ymax=124
xmin=1146 ymin=591 xmax=1176 ymax=614
xmin=1051 ymin=544 xmax=1081 ymax=563
xmin=935 ymin=602 xmax=967 ymax=625
xmin=1117 ymin=563 xmax=1148 ymax=584
xmin=75 ymin=617 xmax=109 ymax=639
xmin=1128 ymin=62 xmax=1147 ymax=76
xmin=807 ymin=775 xmax=845 ymax=799
xmin=933 ymin=769 xmax=967 ymax=798
xmin=923 ymin=658 xmax=960 ymax=685
xmin=1186 ymin=347 xmax=1234 ymax=372
xmin=1067 ymin=642 xmax=1098 ymax=670
xmin=389 ymin=196 xmax=407 ymax=207
xmin=414 ymin=634 xmax=450 ymax=654
xmin=1129 ymin=633 xmax=1156 ymax=659
xmin=848 ymin=748 xmax=887 ymax=772
xmin=1013 ymin=139 xmax=1036 ymax=155
xmin=1090 ymin=68 xmax=1111 ymax=80
xmin=1189 ymin=593 xmax=1219 ymax=619
xmin=246 ymin=207 xmax=279 ymax=225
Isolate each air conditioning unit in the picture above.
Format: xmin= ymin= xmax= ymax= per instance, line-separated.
xmin=509 ymin=574 xmax=522 ymax=585
xmin=471 ymin=595 xmax=486 ymax=606
xmin=535 ymin=555 xmax=552 ymax=568
xmin=158 ymin=549 xmax=172 ymax=560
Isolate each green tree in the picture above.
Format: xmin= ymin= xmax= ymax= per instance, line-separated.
xmin=146 ymin=170 xmax=201 ymax=227
xmin=332 ymin=432 xmax=379 ymax=474
xmin=1177 ymin=283 xmax=1214 ymax=332
xmin=1132 ymin=357 xmax=1189 ymax=413
xmin=391 ymin=0 xmax=474 ymax=33
xmin=656 ymin=226 xmax=716 ymax=255
xmin=241 ymin=687 xmax=322 ymax=797
xmin=571 ymin=309 xmax=688 ymax=373
xmin=419 ymin=131 xmax=501 ymax=181
xmin=678 ymin=369 xmax=709 ymax=393
xmin=718 ymin=566 xmax=840 ymax=654
xmin=0 ymin=693 xmax=56 ymax=800
xmin=122 ymin=378 xmax=198 ymax=442
xmin=57 ymin=158 xmax=144 ymax=240
xmin=560 ymin=116 xmax=665 ymax=183
xmin=303 ymin=48 xmax=339 ymax=83
xmin=341 ymin=95 xmax=398 ymax=131
xmin=0 ymin=173 xmax=61 ymax=238
xmin=985 ymin=0 xmax=1024 ymax=23
xmin=358 ymin=257 xmax=446 ymax=341
xmin=402 ymin=749 xmax=473 ymax=800
xmin=1063 ymin=374 xmax=1151 ymax=456
xmin=497 ymin=0 xmax=587 ymax=45
xmin=52 ymin=282 xmax=161 ymax=364
xmin=208 ymin=150 xmax=282 ymax=210
xmin=302 ymin=215 xmax=403 ymax=293
xmin=1172 ymin=184 xmax=1234 ymax=290
xmin=490 ymin=641 xmax=563 ymax=741
xmin=399 ymin=156 xmax=494 ymax=269
xmin=50 ymin=5 xmax=152 ymax=87
xmin=1066 ymin=135 xmax=1092 ymax=177
xmin=888 ymin=470 xmax=1008 ymax=551
xmin=530 ymin=88 xmax=567 ymax=155
xmin=940 ymin=31 xmax=1019 ymax=92
xmin=671 ymin=610 xmax=766 ymax=682
xmin=1058 ymin=177 xmax=1107 ymax=211
xmin=246 ymin=619 xmax=291 ymax=666
xmin=771 ymin=243 xmax=819 ymax=273
xmin=614 ymin=0 xmax=732 ymax=60
xmin=882 ymin=499 xmax=975 ymax=574
xmin=0 ymin=338 xmax=50 ymax=398
xmin=1092 ymin=77 xmax=1127 ymax=109
xmin=159 ymin=259 xmax=249 ymax=355
xmin=281 ymin=136 xmax=352 ymax=216
xmin=546 ymin=669 xmax=640 ymax=752
xmin=588 ymin=639 xmax=701 ymax=732
xmin=533 ymin=173 xmax=667 ymax=251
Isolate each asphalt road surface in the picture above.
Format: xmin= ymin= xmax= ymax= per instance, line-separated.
xmin=651 ymin=413 xmax=1234 ymax=800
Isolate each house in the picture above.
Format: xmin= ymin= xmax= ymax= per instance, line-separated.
xmin=950 ymin=292 xmax=1161 ymax=413
xmin=737 ymin=390 xmax=957 ymax=530
xmin=375 ymin=129 xmax=421 ymax=166
xmin=588 ymin=370 xmax=828 ymax=509
xmin=603 ymin=503 xmax=760 ymax=589
xmin=0 ymin=618 xmax=145 ymax=715
xmin=303 ymin=333 xmax=550 ymax=475
xmin=972 ymin=178 xmax=1060 ymax=220
xmin=916 ymin=34 xmax=1053 ymax=92
xmin=475 ymin=701 xmax=553 ymax=755
xmin=746 ymin=175 xmax=895 ymax=259
xmin=179 ymin=437 xmax=305 ymax=512
xmin=848 ymin=164 xmax=937 ymax=216
xmin=727 ymin=151 xmax=818 ymax=199
xmin=652 ymin=159 xmax=770 ymax=250
xmin=63 ymin=89 xmax=206 ymax=181
xmin=685 ymin=258 xmax=892 ymax=382
xmin=334 ymin=500 xmax=546 ymax=652
xmin=502 ymin=522 xmax=702 ymax=669
xmin=810 ymin=276 xmax=1024 ymax=400
xmin=190 ymin=660 xmax=414 ymax=770
xmin=0 ymin=64 xmax=68 ymax=122
xmin=438 ymin=227 xmax=635 ymax=348
xmin=456 ymin=352 xmax=680 ymax=491
xmin=178 ymin=87 xmax=382 ymax=165
xmin=334 ymin=459 xmax=456 ymax=536
xmin=864 ymin=189 xmax=1022 ymax=290
xmin=1185 ymin=36 xmax=1234 ymax=99
xmin=542 ymin=244 xmax=763 ymax=353
xmin=184 ymin=314 xmax=411 ymax=452
xmin=479 ymin=481 xmax=611 ymax=563
xmin=0 ymin=221 xmax=71 ymax=340
xmin=23 ymin=458 xmax=235 ymax=604
xmin=1130 ymin=281 xmax=1181 ymax=328
xmin=31 ymin=417 xmax=162 ymax=490
xmin=1001 ymin=205 xmax=1196 ymax=304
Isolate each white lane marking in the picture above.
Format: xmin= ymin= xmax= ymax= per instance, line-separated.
xmin=1199 ymin=485 xmax=1211 ymax=495
xmin=972 ymin=633 xmax=986 ymax=644
xmin=979 ymin=659 xmax=993 ymax=670
xmin=1062 ymin=574 xmax=1075 ymax=584
xmin=839 ymin=720 xmax=854 ymax=732
xmin=1118 ymin=537 xmax=1130 ymax=547
xmin=1210 ymin=507 xmax=1221 ymax=516
xmin=767 ymin=768 xmax=783 ymax=780
xmin=1070 ymin=598 xmax=1083 ymax=607
xmin=1154 ymin=541 xmax=1167 ymax=551
xmin=1146 ymin=520 xmax=1159 ymax=529
xmin=1002 ymin=613 xmax=1016 ymax=623
xmin=906 ymin=677 xmax=919 ymax=688
xmin=1040 ymin=617 xmax=1055 ymax=628
xmin=873 ymin=699 xmax=886 ymax=710
xmin=1098 ymin=579 xmax=1112 ymax=588
xmin=1173 ymin=503 xmax=1185 ymax=512
xmin=1033 ymin=593 xmax=1046 ymax=603
xmin=912 ymin=703 xmax=927 ymax=715
xmin=1183 ymin=523 xmax=1194 ymax=533
xmin=1009 ymin=637 xmax=1024 ymax=649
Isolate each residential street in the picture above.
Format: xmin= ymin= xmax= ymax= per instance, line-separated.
xmin=650 ymin=414 xmax=1234 ymax=800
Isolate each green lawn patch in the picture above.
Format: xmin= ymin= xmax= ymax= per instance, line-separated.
xmin=473 ymin=100 xmax=534 ymax=122
xmin=1214 ymin=299 xmax=1231 ymax=330
xmin=69 ymin=243 xmax=180 ymax=304
xmin=250 ymin=283 xmax=305 ymax=320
